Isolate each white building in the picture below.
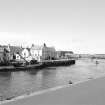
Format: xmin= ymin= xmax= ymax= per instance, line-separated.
xmin=30 ymin=44 xmax=43 ymax=62
xmin=21 ymin=48 xmax=33 ymax=62
xmin=21 ymin=48 xmax=30 ymax=58
xmin=15 ymin=54 xmax=21 ymax=60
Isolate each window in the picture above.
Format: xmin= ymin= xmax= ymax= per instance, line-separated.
xmin=24 ymin=53 xmax=26 ymax=57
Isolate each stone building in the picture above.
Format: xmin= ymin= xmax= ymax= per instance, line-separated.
xmin=0 ymin=47 xmax=5 ymax=63
xmin=0 ymin=45 xmax=11 ymax=65
xmin=56 ymin=51 xmax=74 ymax=59
xmin=42 ymin=44 xmax=57 ymax=60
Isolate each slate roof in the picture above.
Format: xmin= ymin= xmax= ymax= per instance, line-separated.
xmin=9 ymin=46 xmax=23 ymax=55
xmin=31 ymin=44 xmax=43 ymax=50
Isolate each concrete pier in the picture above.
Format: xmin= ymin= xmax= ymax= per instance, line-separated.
xmin=1 ymin=76 xmax=105 ymax=105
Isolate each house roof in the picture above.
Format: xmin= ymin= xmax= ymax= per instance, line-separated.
xmin=9 ymin=46 xmax=23 ymax=55
xmin=31 ymin=44 xmax=43 ymax=50
xmin=0 ymin=45 xmax=10 ymax=53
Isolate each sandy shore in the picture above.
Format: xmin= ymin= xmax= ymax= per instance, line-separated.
xmin=1 ymin=75 xmax=105 ymax=105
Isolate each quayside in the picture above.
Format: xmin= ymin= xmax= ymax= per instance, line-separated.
xmin=0 ymin=59 xmax=75 ymax=72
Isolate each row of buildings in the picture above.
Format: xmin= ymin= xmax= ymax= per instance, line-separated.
xmin=0 ymin=43 xmax=74 ymax=64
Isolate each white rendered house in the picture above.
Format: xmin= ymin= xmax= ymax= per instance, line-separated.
xmin=30 ymin=44 xmax=43 ymax=62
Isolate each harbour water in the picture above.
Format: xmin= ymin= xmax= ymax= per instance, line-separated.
xmin=0 ymin=59 xmax=105 ymax=101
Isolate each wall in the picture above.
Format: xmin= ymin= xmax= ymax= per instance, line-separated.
xmin=42 ymin=46 xmax=57 ymax=60
xmin=21 ymin=48 xmax=30 ymax=58
xmin=30 ymin=46 xmax=42 ymax=62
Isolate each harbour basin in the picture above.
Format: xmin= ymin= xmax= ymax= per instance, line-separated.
xmin=0 ymin=59 xmax=105 ymax=101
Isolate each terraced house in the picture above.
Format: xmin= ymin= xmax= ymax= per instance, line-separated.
xmin=21 ymin=43 xmax=57 ymax=62
xmin=0 ymin=45 xmax=10 ymax=65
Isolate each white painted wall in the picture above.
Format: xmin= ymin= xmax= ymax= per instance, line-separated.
xmin=22 ymin=48 xmax=30 ymax=58
xmin=15 ymin=54 xmax=21 ymax=60
xmin=30 ymin=49 xmax=42 ymax=62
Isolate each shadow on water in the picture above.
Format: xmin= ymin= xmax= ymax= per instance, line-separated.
xmin=26 ymin=69 xmax=41 ymax=75
xmin=26 ymin=67 xmax=57 ymax=75
xmin=0 ymin=72 xmax=12 ymax=78
xmin=45 ymin=67 xmax=57 ymax=70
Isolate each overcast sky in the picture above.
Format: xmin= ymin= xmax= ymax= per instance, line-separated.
xmin=0 ymin=0 xmax=105 ymax=54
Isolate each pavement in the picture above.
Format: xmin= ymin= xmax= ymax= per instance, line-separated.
xmin=1 ymin=76 xmax=105 ymax=105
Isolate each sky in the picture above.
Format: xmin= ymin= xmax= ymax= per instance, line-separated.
xmin=0 ymin=0 xmax=105 ymax=54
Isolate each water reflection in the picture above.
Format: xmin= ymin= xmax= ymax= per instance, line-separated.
xmin=0 ymin=72 xmax=11 ymax=77
xmin=27 ymin=70 xmax=40 ymax=75
xmin=0 ymin=72 xmax=11 ymax=89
